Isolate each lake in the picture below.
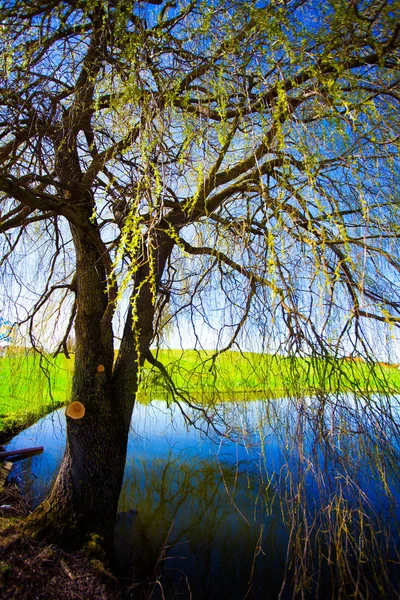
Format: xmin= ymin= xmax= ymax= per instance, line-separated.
xmin=6 ymin=395 xmax=400 ymax=599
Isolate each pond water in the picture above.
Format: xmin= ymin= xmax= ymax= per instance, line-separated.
xmin=7 ymin=396 xmax=400 ymax=599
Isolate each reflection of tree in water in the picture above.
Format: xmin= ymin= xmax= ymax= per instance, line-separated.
xmin=258 ymin=395 xmax=400 ymax=599
xmin=114 ymin=395 xmax=400 ymax=599
xmin=115 ymin=450 xmax=282 ymax=599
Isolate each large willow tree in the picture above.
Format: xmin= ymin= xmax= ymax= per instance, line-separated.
xmin=0 ymin=0 xmax=399 ymax=546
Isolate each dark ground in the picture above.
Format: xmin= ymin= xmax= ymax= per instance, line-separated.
xmin=0 ymin=483 xmax=122 ymax=600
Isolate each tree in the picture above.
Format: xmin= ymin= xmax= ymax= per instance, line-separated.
xmin=0 ymin=0 xmax=399 ymax=548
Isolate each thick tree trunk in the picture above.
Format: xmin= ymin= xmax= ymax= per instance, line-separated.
xmin=24 ymin=228 xmax=174 ymax=551
xmin=25 ymin=225 xmax=125 ymax=548
xmin=26 ymin=402 xmax=129 ymax=549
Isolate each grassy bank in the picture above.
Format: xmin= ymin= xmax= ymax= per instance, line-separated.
xmin=0 ymin=349 xmax=73 ymax=442
xmin=139 ymin=348 xmax=400 ymax=400
xmin=1 ymin=347 xmax=399 ymax=440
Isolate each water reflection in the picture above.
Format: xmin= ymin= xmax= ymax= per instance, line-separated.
xmin=116 ymin=454 xmax=286 ymax=599
xmin=7 ymin=395 xmax=400 ymax=599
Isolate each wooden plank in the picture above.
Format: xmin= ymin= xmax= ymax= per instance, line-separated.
xmin=0 ymin=446 xmax=44 ymax=461
xmin=0 ymin=461 xmax=13 ymax=487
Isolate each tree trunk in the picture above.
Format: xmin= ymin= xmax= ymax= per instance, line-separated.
xmin=25 ymin=402 xmax=129 ymax=549
xmin=24 ymin=227 xmax=174 ymax=551
xmin=24 ymin=224 xmax=124 ymax=548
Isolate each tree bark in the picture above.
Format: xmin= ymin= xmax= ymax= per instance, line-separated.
xmin=24 ymin=226 xmax=174 ymax=551
xmin=24 ymin=224 xmax=122 ymax=547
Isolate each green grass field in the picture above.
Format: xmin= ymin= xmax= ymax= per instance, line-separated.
xmin=1 ymin=347 xmax=399 ymax=441
xmin=140 ymin=348 xmax=400 ymax=394
xmin=0 ymin=349 xmax=74 ymax=441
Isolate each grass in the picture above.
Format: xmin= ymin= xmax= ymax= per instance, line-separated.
xmin=1 ymin=346 xmax=399 ymax=440
xmin=139 ymin=348 xmax=400 ymax=400
xmin=0 ymin=348 xmax=73 ymax=442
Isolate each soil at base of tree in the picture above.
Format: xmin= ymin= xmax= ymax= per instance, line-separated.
xmin=0 ymin=483 xmax=122 ymax=600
